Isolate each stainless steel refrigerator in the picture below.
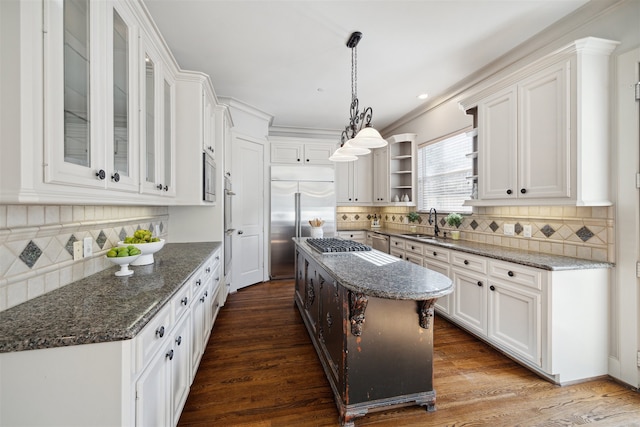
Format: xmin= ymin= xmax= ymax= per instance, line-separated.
xmin=270 ymin=165 xmax=335 ymax=279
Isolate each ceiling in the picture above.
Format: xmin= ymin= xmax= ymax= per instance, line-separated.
xmin=143 ymin=0 xmax=590 ymax=134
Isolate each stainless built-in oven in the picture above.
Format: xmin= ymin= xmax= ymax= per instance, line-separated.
xmin=203 ymin=153 xmax=216 ymax=202
xmin=224 ymin=175 xmax=235 ymax=276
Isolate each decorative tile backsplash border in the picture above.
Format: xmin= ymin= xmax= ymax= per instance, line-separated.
xmin=0 ymin=205 xmax=169 ymax=312
xmin=336 ymin=205 xmax=614 ymax=263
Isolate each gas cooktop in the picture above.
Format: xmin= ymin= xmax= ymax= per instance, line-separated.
xmin=306 ymin=238 xmax=372 ymax=253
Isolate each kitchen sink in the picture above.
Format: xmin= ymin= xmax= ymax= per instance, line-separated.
xmin=400 ymin=233 xmax=437 ymax=240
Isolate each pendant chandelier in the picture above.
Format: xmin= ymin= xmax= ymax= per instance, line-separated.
xmin=329 ymin=31 xmax=387 ymax=162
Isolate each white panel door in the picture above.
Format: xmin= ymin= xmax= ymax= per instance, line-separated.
xmin=233 ymin=134 xmax=265 ymax=290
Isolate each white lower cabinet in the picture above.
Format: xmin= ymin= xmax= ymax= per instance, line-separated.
xmin=337 ymin=230 xmax=367 ymax=244
xmin=393 ymin=235 xmax=608 ymax=384
xmin=0 ymin=249 xmax=221 ymax=427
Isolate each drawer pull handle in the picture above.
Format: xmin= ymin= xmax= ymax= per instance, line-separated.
xmin=411 ymin=246 xmax=415 ymax=250
xmin=216 ymin=276 xmax=220 ymax=282
xmin=200 ymin=296 xmax=206 ymax=303
xmin=95 ymin=169 xmax=106 ymax=180
xmin=206 ymin=267 xmax=211 ymax=273
xmin=506 ymin=189 xmax=512 ymax=195
xmin=181 ymin=297 xmax=188 ymax=305
xmin=464 ymin=260 xmax=469 ymax=265
xmin=196 ymin=279 xmax=202 ymax=286
xmin=216 ymin=255 xmax=220 ymax=260
xmin=166 ymin=349 xmax=174 ymax=361
xmin=508 ymin=271 xmax=514 ymax=277
xmin=156 ymin=326 xmax=165 ymax=338
xmin=520 ymin=188 xmax=527 ymax=194
xmin=477 ymin=281 xmax=483 ymax=287
xmin=176 ymin=336 xmax=182 ymax=346
xmin=433 ymin=251 xmax=437 ymax=256
xmin=490 ymin=285 xmax=496 ymax=291
xmin=205 ymin=291 xmax=208 ymax=297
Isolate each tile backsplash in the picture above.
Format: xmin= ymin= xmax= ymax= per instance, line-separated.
xmin=0 ymin=205 xmax=169 ymax=312
xmin=336 ymin=205 xmax=614 ymax=263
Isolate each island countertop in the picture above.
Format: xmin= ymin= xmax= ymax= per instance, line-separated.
xmin=0 ymin=242 xmax=221 ymax=353
xmin=294 ymin=237 xmax=453 ymax=300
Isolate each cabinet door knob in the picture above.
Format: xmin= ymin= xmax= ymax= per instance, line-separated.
xmin=181 ymin=297 xmax=188 ymax=305
xmin=464 ymin=260 xmax=469 ymax=265
xmin=111 ymin=172 xmax=120 ymax=182
xmin=196 ymin=279 xmax=201 ymax=286
xmin=520 ymin=188 xmax=527 ymax=194
xmin=433 ymin=251 xmax=437 ymax=256
xmin=157 ymin=184 xmax=163 ymax=190
xmin=490 ymin=285 xmax=496 ymax=291
xmin=156 ymin=326 xmax=165 ymax=338
xmin=508 ymin=271 xmax=514 ymax=277
xmin=164 ymin=185 xmax=169 ymax=191
xmin=96 ymin=170 xmax=106 ymax=180
xmin=506 ymin=189 xmax=512 ymax=195
xmin=297 ymin=158 xmax=301 ymax=162
xmin=306 ymin=159 xmax=310 ymax=162
xmin=166 ymin=349 xmax=174 ymax=361
xmin=477 ymin=281 xmax=483 ymax=287
xmin=176 ymin=336 xmax=182 ymax=346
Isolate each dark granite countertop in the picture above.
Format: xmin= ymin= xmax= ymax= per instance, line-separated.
xmin=356 ymin=228 xmax=613 ymax=271
xmin=294 ymin=238 xmax=453 ymax=300
xmin=0 ymin=242 xmax=221 ymax=354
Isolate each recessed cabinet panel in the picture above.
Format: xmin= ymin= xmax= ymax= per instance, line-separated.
xmin=488 ymin=280 xmax=541 ymax=366
xmin=518 ymin=63 xmax=570 ymax=199
xmin=452 ymin=269 xmax=487 ymax=336
xmin=478 ymin=88 xmax=517 ymax=199
xmin=143 ymin=54 xmax=156 ymax=188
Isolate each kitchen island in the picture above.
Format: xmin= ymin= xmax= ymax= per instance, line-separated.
xmin=293 ymin=238 xmax=453 ymax=427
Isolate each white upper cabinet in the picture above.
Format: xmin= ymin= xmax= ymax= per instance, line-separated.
xmin=0 ymin=0 xmax=180 ymax=204
xmin=270 ymin=139 xmax=336 ymax=165
xmin=44 ymin=0 xmax=110 ymax=190
xmin=478 ymin=63 xmax=569 ymax=200
xmin=460 ymin=37 xmax=619 ymax=206
xmin=139 ymin=35 xmax=175 ymax=197
xmin=372 ymin=146 xmax=389 ymax=203
xmin=336 ymin=153 xmax=373 ymax=205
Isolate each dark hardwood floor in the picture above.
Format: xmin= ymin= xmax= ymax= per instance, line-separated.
xmin=178 ymin=280 xmax=640 ymax=427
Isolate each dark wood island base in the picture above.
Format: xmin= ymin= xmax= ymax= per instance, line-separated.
xmin=294 ymin=239 xmax=452 ymax=426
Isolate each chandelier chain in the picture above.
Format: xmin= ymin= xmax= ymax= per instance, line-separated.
xmin=351 ymin=46 xmax=357 ymax=101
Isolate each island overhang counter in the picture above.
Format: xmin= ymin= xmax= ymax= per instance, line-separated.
xmin=293 ymin=238 xmax=453 ymax=427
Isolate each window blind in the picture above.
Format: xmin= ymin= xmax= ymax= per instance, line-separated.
xmin=417 ymin=131 xmax=473 ymax=213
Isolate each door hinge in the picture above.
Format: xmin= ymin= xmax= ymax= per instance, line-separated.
xmin=637 ymin=350 xmax=640 ymax=367
xmin=636 ymin=261 xmax=640 ymax=278
xmin=635 ymin=82 xmax=640 ymax=101
xmin=636 ymin=173 xmax=640 ymax=189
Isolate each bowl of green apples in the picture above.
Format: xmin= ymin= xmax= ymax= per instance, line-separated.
xmin=118 ymin=229 xmax=165 ymax=266
xmin=105 ymin=245 xmax=142 ymax=276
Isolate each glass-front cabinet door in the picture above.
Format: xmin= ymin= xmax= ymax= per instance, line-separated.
xmin=140 ymin=32 xmax=175 ymax=197
xmin=44 ymin=0 xmax=106 ymax=189
xmin=44 ymin=0 xmax=141 ymax=193
xmin=106 ymin=1 xmax=139 ymax=192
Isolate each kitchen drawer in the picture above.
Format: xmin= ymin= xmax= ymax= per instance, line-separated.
xmin=451 ymin=251 xmax=487 ymax=274
xmin=172 ymin=282 xmax=192 ymax=322
xmin=338 ymin=231 xmax=366 ymax=243
xmin=390 ymin=247 xmax=405 ymax=260
xmin=390 ymin=237 xmax=406 ymax=250
xmin=405 ymin=241 xmax=424 ymax=256
xmin=192 ymin=267 xmax=206 ymax=292
xmin=423 ymin=244 xmax=450 ymax=263
xmin=405 ymin=252 xmax=424 ymax=266
xmin=136 ymin=303 xmax=172 ymax=374
xmin=489 ymin=260 xmax=543 ymax=290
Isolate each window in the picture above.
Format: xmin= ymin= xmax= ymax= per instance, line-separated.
xmin=417 ymin=130 xmax=473 ymax=213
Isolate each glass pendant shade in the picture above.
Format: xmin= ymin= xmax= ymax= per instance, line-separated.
xmin=328 ymin=147 xmax=358 ymax=162
xmin=340 ymin=140 xmax=371 ymax=155
xmin=350 ymin=126 xmax=388 ymax=149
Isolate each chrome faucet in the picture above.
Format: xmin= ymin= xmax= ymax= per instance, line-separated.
xmin=428 ymin=208 xmax=440 ymax=237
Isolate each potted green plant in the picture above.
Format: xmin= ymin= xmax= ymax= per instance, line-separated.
xmin=407 ymin=212 xmax=420 ymax=233
xmin=445 ymin=213 xmax=463 ymax=240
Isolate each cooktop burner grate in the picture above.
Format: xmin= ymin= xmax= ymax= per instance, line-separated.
xmin=306 ymin=238 xmax=372 ymax=253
